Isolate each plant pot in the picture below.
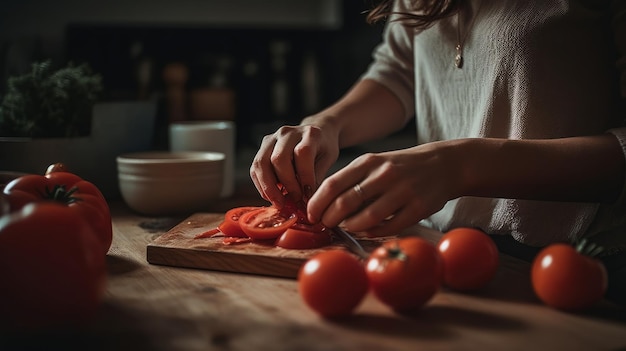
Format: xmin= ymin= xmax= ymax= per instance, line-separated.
xmin=0 ymin=101 xmax=156 ymax=199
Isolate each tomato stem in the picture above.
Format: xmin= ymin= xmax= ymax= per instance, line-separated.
xmin=46 ymin=185 xmax=81 ymax=205
xmin=386 ymin=246 xmax=408 ymax=262
xmin=575 ymin=238 xmax=604 ymax=258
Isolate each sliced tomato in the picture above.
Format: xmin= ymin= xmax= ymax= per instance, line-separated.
xmin=291 ymin=221 xmax=327 ymax=233
xmin=239 ymin=207 xmax=298 ymax=240
xmin=217 ymin=206 xmax=261 ymax=238
xmin=276 ymin=226 xmax=332 ymax=250
xmin=280 ymin=197 xmax=308 ymax=224
xmin=194 ymin=228 xmax=221 ymax=239
xmin=274 ymin=195 xmax=331 ymax=249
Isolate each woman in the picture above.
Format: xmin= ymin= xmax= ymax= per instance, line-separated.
xmin=250 ymin=0 xmax=626 ymax=303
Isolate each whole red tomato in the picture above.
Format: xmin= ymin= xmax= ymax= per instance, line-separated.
xmin=0 ymin=202 xmax=107 ymax=329
xmin=366 ymin=237 xmax=442 ymax=312
xmin=531 ymin=243 xmax=607 ymax=311
xmin=437 ymin=228 xmax=499 ymax=291
xmin=298 ymin=249 xmax=369 ymax=318
xmin=3 ymin=172 xmax=112 ymax=255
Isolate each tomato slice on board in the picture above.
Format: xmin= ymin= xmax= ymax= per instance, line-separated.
xmin=217 ymin=206 xmax=262 ymax=238
xmin=239 ymin=207 xmax=298 ymax=240
xmin=280 ymin=197 xmax=308 ymax=224
xmin=194 ymin=227 xmax=221 ymax=239
xmin=290 ymin=221 xmax=327 ymax=233
xmin=276 ymin=226 xmax=332 ymax=250
xmin=274 ymin=195 xmax=331 ymax=249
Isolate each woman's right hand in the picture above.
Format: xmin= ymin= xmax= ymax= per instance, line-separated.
xmin=250 ymin=122 xmax=340 ymax=208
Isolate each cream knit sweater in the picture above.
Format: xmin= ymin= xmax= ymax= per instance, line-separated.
xmin=361 ymin=0 xmax=626 ymax=251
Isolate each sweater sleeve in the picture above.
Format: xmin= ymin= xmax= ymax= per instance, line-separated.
xmin=360 ymin=0 xmax=416 ymax=122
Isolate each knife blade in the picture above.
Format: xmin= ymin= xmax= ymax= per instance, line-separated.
xmin=332 ymin=227 xmax=368 ymax=259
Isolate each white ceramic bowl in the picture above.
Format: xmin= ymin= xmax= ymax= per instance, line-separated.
xmin=117 ymin=151 xmax=224 ymax=215
xmin=117 ymin=151 xmax=223 ymax=177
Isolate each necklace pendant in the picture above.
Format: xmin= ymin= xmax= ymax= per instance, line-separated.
xmin=455 ymin=53 xmax=463 ymax=68
xmin=455 ymin=44 xmax=463 ymax=68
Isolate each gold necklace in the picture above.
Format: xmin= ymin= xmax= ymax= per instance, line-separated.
xmin=455 ymin=1 xmax=483 ymax=69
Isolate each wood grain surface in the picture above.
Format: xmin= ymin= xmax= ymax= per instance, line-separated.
xmin=2 ymin=203 xmax=624 ymax=351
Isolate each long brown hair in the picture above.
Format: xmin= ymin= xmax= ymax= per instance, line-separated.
xmin=366 ymin=0 xmax=463 ymax=30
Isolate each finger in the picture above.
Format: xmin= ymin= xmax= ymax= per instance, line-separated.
xmin=249 ymin=168 xmax=272 ymax=202
xmin=250 ymin=135 xmax=285 ymax=206
xmin=295 ymin=125 xmax=335 ymax=197
xmin=271 ymin=133 xmax=303 ymax=202
xmin=293 ymin=143 xmax=316 ymax=200
xmin=312 ymin=151 xmax=340 ymax=196
xmin=249 ymin=168 xmax=267 ymax=201
xmin=314 ymin=178 xmax=367 ymax=228
xmin=347 ymin=175 xmax=434 ymax=237
xmin=293 ymin=127 xmax=327 ymax=200
xmin=341 ymin=181 xmax=404 ymax=232
xmin=250 ymin=161 xmax=284 ymax=207
xmin=361 ymin=200 xmax=428 ymax=237
xmin=306 ymin=157 xmax=369 ymax=224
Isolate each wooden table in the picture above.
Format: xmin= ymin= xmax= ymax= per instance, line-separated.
xmin=3 ymin=197 xmax=626 ymax=351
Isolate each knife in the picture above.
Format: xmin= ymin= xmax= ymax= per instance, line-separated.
xmin=332 ymin=227 xmax=368 ymax=259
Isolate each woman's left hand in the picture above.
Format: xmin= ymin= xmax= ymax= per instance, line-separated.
xmin=306 ymin=140 xmax=462 ymax=237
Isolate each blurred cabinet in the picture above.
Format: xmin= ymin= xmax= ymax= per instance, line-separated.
xmin=1 ymin=0 xmax=383 ymax=148
xmin=0 ymin=0 xmax=342 ymax=37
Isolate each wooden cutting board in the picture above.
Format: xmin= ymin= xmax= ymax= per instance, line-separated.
xmin=146 ymin=213 xmax=389 ymax=279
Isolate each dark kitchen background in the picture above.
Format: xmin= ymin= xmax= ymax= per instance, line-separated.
xmin=0 ymin=0 xmax=395 ymax=150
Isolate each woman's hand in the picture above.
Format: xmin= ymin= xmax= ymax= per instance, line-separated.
xmin=249 ymin=79 xmax=411 ymax=210
xmin=307 ymin=140 xmax=463 ymax=237
xmin=305 ymin=134 xmax=625 ymax=237
xmin=250 ymin=123 xmax=341 ymax=208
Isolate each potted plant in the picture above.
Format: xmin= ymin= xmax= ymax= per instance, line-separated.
xmin=0 ymin=61 xmax=156 ymax=199
xmin=0 ymin=60 xmax=102 ymax=138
